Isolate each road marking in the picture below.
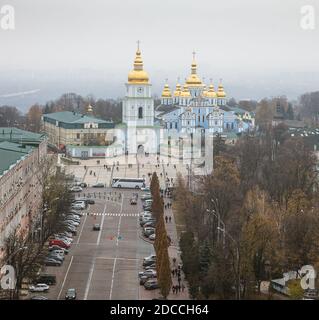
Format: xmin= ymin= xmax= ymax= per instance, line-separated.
xmin=76 ymin=214 xmax=87 ymax=244
xmin=84 ymin=259 xmax=95 ymax=300
xmin=109 ymin=257 xmax=117 ymax=300
xmin=57 ymin=255 xmax=74 ymax=300
xmin=96 ymin=214 xmax=105 ymax=245
xmin=96 ymin=257 xmax=139 ymax=261
xmin=109 ymin=193 xmax=124 ymax=300
xmin=96 ymin=200 xmax=107 ymax=245
xmin=82 ymin=212 xmax=139 ymax=217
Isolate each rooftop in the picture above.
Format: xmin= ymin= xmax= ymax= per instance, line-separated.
xmin=0 ymin=141 xmax=34 ymax=176
xmin=0 ymin=127 xmax=45 ymax=146
xmin=43 ymin=111 xmax=113 ymax=124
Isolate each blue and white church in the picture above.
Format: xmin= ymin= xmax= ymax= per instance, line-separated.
xmin=118 ymin=45 xmax=255 ymax=165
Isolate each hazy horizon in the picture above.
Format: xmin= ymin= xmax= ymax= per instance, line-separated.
xmin=0 ymin=0 xmax=318 ymax=111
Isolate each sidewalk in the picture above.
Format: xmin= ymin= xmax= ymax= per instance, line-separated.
xmin=164 ymin=198 xmax=190 ymax=300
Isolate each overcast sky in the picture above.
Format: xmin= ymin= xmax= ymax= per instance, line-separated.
xmin=0 ymin=0 xmax=318 ymax=110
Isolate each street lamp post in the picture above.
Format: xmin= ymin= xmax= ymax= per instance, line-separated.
xmin=217 ymin=226 xmax=241 ymax=300
xmin=210 ymin=198 xmax=226 ymax=245
xmin=206 ymin=208 xmax=225 ymax=247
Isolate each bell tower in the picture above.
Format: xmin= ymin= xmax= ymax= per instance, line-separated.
xmin=122 ymin=41 xmax=154 ymax=127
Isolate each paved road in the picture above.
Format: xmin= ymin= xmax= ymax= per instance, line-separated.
xmin=43 ymin=187 xmax=154 ymax=300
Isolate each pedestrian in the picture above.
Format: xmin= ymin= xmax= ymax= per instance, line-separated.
xmin=169 ymin=216 xmax=172 ymax=223
xmin=171 ymin=269 xmax=175 ymax=277
xmin=178 ymin=284 xmax=181 ymax=293
xmin=172 ymin=286 xmax=175 ymax=294
xmin=172 ymin=257 xmax=176 ymax=265
xmin=181 ymin=284 xmax=185 ymax=292
xmin=165 ymin=216 xmax=168 ymax=223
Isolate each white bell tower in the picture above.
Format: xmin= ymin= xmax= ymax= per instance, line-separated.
xmin=123 ymin=41 xmax=154 ymax=127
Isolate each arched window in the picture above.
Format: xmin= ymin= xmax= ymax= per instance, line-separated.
xmin=138 ymin=107 xmax=143 ymax=119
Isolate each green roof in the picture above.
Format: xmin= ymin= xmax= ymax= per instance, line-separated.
xmin=0 ymin=141 xmax=34 ymax=176
xmin=0 ymin=127 xmax=45 ymax=146
xmin=43 ymin=111 xmax=112 ymax=124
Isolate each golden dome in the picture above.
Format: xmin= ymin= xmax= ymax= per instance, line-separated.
xmin=217 ymin=82 xmax=226 ymax=98
xmin=180 ymin=84 xmax=191 ymax=97
xmin=185 ymin=52 xmax=202 ymax=86
xmin=128 ymin=45 xmax=149 ymax=84
xmin=161 ymin=83 xmax=172 ymax=98
xmin=87 ymin=104 xmax=93 ymax=113
xmin=206 ymin=84 xmax=217 ymax=98
xmin=173 ymin=82 xmax=182 ymax=96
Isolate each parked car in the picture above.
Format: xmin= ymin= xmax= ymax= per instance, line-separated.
xmin=144 ymin=227 xmax=155 ymax=237
xmin=47 ymin=253 xmax=64 ymax=262
xmin=50 ymin=249 xmax=66 ymax=257
xmin=65 ymin=288 xmax=77 ymax=300
xmin=65 ymin=215 xmax=81 ymax=222
xmin=92 ymin=183 xmax=104 ymax=188
xmin=54 ymin=234 xmax=74 ymax=242
xmin=139 ymin=275 xmax=150 ymax=285
xmin=141 ymin=193 xmax=152 ymax=200
xmin=143 ymin=259 xmax=156 ymax=267
xmin=64 ymin=220 xmax=80 ymax=227
xmin=144 ymin=263 xmax=156 ymax=270
xmin=69 ymin=210 xmax=82 ymax=216
xmin=71 ymin=202 xmax=86 ymax=210
xmin=37 ymin=274 xmax=56 ymax=286
xmin=139 ymin=214 xmax=153 ymax=222
xmin=70 ymin=186 xmax=82 ymax=192
xmin=66 ymin=226 xmax=77 ymax=236
xmin=29 ymin=284 xmax=50 ymax=292
xmin=144 ymin=254 xmax=156 ymax=262
xmin=143 ymin=204 xmax=153 ymax=211
xmin=149 ymin=233 xmax=156 ymax=241
xmin=44 ymin=258 xmax=62 ymax=267
xmin=93 ymin=224 xmax=101 ymax=231
xmin=54 ymin=236 xmax=72 ymax=244
xmin=140 ymin=218 xmax=156 ymax=227
xmin=49 ymin=239 xmax=70 ymax=249
xmin=144 ymin=221 xmax=156 ymax=228
xmin=141 ymin=187 xmax=150 ymax=192
xmin=48 ymin=246 xmax=69 ymax=255
xmin=144 ymin=279 xmax=159 ymax=290
xmin=139 ymin=269 xmax=157 ymax=278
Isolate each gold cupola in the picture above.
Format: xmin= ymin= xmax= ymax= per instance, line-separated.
xmin=185 ymin=52 xmax=202 ymax=86
xmin=173 ymin=82 xmax=182 ymax=96
xmin=217 ymin=80 xmax=226 ymax=98
xmin=206 ymin=83 xmax=217 ymax=98
xmin=180 ymin=84 xmax=191 ymax=97
xmin=128 ymin=42 xmax=149 ymax=84
xmin=87 ymin=103 xmax=93 ymax=113
xmin=161 ymin=81 xmax=172 ymax=98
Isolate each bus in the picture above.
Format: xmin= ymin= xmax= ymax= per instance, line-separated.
xmin=111 ymin=177 xmax=145 ymax=189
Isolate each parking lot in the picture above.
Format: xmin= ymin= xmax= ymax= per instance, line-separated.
xmin=40 ymin=187 xmax=156 ymax=300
